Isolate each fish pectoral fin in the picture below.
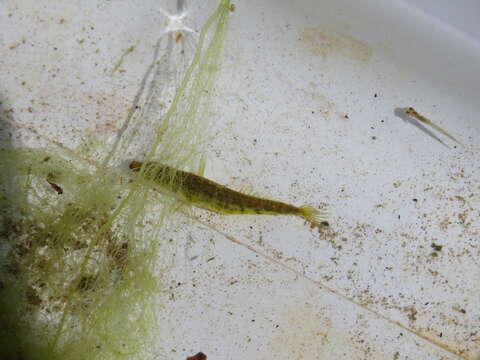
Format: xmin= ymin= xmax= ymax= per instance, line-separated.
xmin=175 ymin=200 xmax=194 ymax=217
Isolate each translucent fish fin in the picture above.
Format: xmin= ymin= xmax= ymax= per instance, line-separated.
xmin=299 ymin=205 xmax=329 ymax=228
xmin=237 ymin=185 xmax=264 ymax=198
xmin=423 ymin=120 xmax=464 ymax=147
xmin=178 ymin=202 xmax=194 ymax=217
xmin=197 ymin=155 xmax=206 ymax=177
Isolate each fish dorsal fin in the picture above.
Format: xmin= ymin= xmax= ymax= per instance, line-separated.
xmin=197 ymin=155 xmax=206 ymax=177
xmin=237 ymin=185 xmax=261 ymax=197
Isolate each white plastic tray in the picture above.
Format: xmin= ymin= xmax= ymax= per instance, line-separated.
xmin=1 ymin=0 xmax=479 ymax=359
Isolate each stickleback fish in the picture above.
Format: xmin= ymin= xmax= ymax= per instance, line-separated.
xmin=404 ymin=107 xmax=463 ymax=146
xmin=130 ymin=161 xmax=328 ymax=228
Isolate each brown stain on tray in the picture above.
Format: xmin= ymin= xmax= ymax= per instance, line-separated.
xmin=299 ymin=27 xmax=372 ymax=62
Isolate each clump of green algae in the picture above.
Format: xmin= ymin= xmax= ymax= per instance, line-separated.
xmin=0 ymin=1 xmax=231 ymax=359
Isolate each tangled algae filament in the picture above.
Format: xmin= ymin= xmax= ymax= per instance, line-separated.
xmin=1 ymin=149 xmax=158 ymax=359
xmin=0 ymin=1 xmax=231 ymax=359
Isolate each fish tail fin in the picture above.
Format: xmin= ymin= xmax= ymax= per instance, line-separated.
xmin=299 ymin=205 xmax=329 ymax=228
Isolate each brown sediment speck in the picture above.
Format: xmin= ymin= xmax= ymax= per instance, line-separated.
xmin=404 ymin=305 xmax=417 ymax=322
xmin=431 ymin=243 xmax=443 ymax=252
xmin=299 ymin=27 xmax=372 ymax=61
xmin=187 ymin=352 xmax=206 ymax=360
xmin=26 ymin=286 xmax=41 ymax=306
xmin=47 ymin=179 xmax=63 ymax=195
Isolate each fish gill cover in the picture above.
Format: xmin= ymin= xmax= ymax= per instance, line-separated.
xmin=0 ymin=1 xmax=231 ymax=359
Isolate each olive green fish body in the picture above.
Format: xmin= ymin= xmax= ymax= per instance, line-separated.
xmin=130 ymin=161 xmax=326 ymax=227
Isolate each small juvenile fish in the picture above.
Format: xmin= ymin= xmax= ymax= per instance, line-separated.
xmin=130 ymin=161 xmax=328 ymax=228
xmin=403 ymin=107 xmax=463 ymax=146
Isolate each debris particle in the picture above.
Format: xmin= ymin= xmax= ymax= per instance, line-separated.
xmin=453 ymin=306 xmax=466 ymax=314
xmin=111 ymin=45 xmax=136 ymax=74
xmin=404 ymin=305 xmax=417 ymax=322
xmin=47 ymin=179 xmax=63 ymax=195
xmin=77 ymin=276 xmax=96 ymax=291
xmin=428 ymin=269 xmax=438 ymax=276
xmin=431 ymin=243 xmax=443 ymax=252
xmin=187 ymin=352 xmax=206 ymax=360
xmin=457 ymin=211 xmax=468 ymax=225
xmin=46 ymin=173 xmax=63 ymax=194
xmin=26 ymin=286 xmax=41 ymax=306
xmin=108 ymin=242 xmax=129 ymax=268
xmin=454 ymin=195 xmax=466 ymax=203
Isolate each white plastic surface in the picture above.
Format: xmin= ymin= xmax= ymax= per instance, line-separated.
xmin=403 ymin=0 xmax=480 ymax=41
xmin=1 ymin=0 xmax=479 ymax=359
